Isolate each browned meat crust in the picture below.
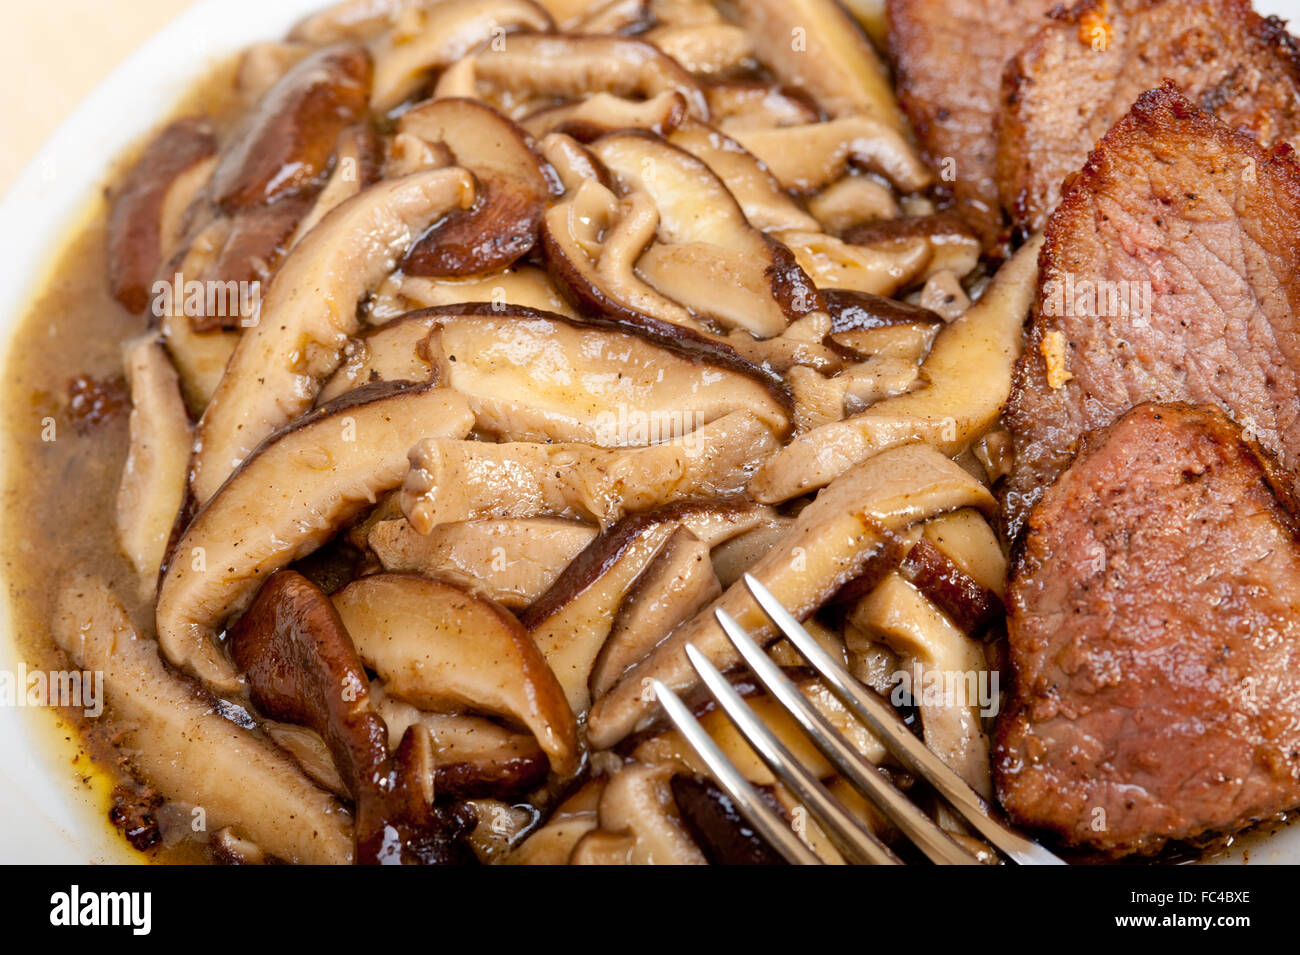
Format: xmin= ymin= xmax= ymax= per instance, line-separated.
xmin=1001 ymin=82 xmax=1300 ymax=541
xmin=886 ymin=0 xmax=1061 ymax=249
xmin=996 ymin=403 xmax=1300 ymax=857
xmin=998 ymin=0 xmax=1300 ymax=232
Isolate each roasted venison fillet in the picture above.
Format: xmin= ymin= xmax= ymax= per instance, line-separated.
xmin=886 ymin=0 xmax=1060 ymax=249
xmin=996 ymin=403 xmax=1300 ymax=857
xmin=998 ymin=0 xmax=1300 ymax=232
xmin=1002 ymin=82 xmax=1300 ymax=541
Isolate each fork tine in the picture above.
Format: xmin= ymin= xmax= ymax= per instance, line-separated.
xmin=741 ymin=574 xmax=1066 ymax=866
xmin=650 ymin=679 xmax=822 ymax=865
xmin=684 ymin=643 xmax=904 ymax=865
xmin=714 ymin=608 xmax=983 ymax=865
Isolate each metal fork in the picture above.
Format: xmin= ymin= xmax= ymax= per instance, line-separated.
xmin=651 ymin=574 xmax=1065 ymax=866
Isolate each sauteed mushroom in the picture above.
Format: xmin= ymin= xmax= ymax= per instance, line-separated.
xmin=190 ymin=167 xmax=474 ymax=503
xmin=55 ymin=576 xmax=354 ymax=864
xmin=157 ymin=384 xmax=474 ymax=692
xmin=368 ymin=0 xmax=554 ymax=111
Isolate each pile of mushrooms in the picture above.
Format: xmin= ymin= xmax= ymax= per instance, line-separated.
xmin=85 ymin=0 xmax=1040 ymax=864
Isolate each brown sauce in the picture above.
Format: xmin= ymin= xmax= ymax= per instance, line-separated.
xmin=0 ymin=56 xmax=245 ymax=864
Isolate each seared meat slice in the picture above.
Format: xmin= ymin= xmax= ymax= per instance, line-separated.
xmin=996 ymin=403 xmax=1300 ymax=856
xmin=886 ymin=0 xmax=1060 ymax=248
xmin=1002 ymin=83 xmax=1300 ymax=541
xmin=998 ymin=0 xmax=1300 ymax=232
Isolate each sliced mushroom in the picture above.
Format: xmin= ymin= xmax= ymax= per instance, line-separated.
xmin=523 ymin=91 xmax=688 ymax=142
xmin=463 ymin=35 xmax=708 ymax=118
xmin=229 ymin=570 xmax=472 ymax=864
xmin=426 ymin=500 xmax=773 ymax=714
xmin=542 ymin=179 xmax=708 ymax=333
xmin=157 ymin=218 xmax=240 ymax=413
xmin=289 ymin=124 xmax=382 ymax=245
xmin=808 ymin=175 xmax=900 ymax=233
xmin=573 ymin=0 xmax=650 ymax=32
xmin=235 ymin=41 xmax=313 ymax=103
xmin=186 ymin=196 xmax=314 ymax=331
xmin=586 ymin=442 xmax=995 ymax=747
xmin=849 ymin=572 xmax=992 ymax=796
xmin=263 ymin=722 xmax=349 ymax=798
xmin=919 ymin=271 xmax=971 ymax=323
xmin=590 ymin=132 xmax=823 ymax=336
xmin=367 ymin=516 xmax=597 ymax=609
xmin=788 ymin=356 xmax=920 ymax=433
xmin=644 ymin=23 xmax=753 ymax=76
xmin=289 ymin=0 xmax=439 ymax=42
xmin=522 ymin=516 xmax=678 ymax=714
xmin=209 ymin=44 xmax=373 ymax=213
xmin=157 ymin=383 xmax=475 ymax=692
xmin=897 ymin=537 xmax=1003 ymax=637
xmin=114 ymin=334 xmax=192 ymax=598
xmin=708 ymin=515 xmax=795 ymax=588
xmin=589 ymin=526 xmax=721 ymax=699
xmin=777 ymin=228 xmax=932 ymax=297
xmin=844 ymin=214 xmax=980 ymax=283
xmin=401 ymin=410 xmax=780 ymax=533
xmin=53 ymin=575 xmax=354 ymax=864
xmin=737 ymin=0 xmax=904 ymax=127
xmin=368 ymin=0 xmax=554 ymax=111
xmin=822 ymin=286 xmax=944 ymax=362
xmin=370 ymin=682 xmax=551 ymax=798
xmin=830 ymin=323 xmax=940 ymax=364
xmin=397 ymin=98 xmax=555 ymax=277
xmin=706 ymin=83 xmax=820 ymax=132
xmin=919 ymin=508 xmax=1006 ymax=598
xmin=331 ymin=573 xmax=579 ymax=774
xmin=462 ymin=799 xmax=537 ymax=861
xmin=189 ymin=167 xmax=475 ymax=503
xmin=748 ymin=233 xmax=1043 ymax=504
xmin=332 ymin=304 xmax=789 ymax=440
xmin=108 ymin=117 xmax=217 ymax=313
xmin=537 ymin=131 xmax=611 ymax=194
xmin=724 ymin=312 xmax=844 ymax=375
xmin=368 ymin=265 xmax=577 ymax=324
xmin=504 ymin=778 xmax=605 ymax=864
xmin=671 ymin=774 xmax=785 ymax=865
xmin=666 ymin=120 xmax=820 ymax=233
xmin=731 ymin=118 xmax=931 ymax=195
xmin=570 ymin=762 xmax=706 ymax=864
xmin=324 ymin=303 xmax=788 ymax=435
xmin=831 ymin=289 xmax=938 ymax=335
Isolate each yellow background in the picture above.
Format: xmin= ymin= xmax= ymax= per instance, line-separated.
xmin=0 ymin=0 xmax=193 ymax=197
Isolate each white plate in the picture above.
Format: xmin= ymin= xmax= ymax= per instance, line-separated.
xmin=2 ymin=0 xmax=1300 ymax=864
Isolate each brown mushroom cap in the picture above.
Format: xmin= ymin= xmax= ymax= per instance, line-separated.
xmin=108 ymin=117 xmax=217 ymax=313
xmin=396 ymin=98 xmax=556 ymax=277
xmin=230 ymin=570 xmax=474 ymax=864
xmin=331 ymin=573 xmax=579 ymax=774
xmin=467 ymin=34 xmax=709 ymax=118
xmin=209 ymin=44 xmax=373 ymax=213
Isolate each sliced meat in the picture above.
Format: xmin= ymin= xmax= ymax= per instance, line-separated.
xmin=885 ymin=0 xmax=1060 ymax=249
xmin=999 ymin=0 xmax=1300 ymax=233
xmin=1002 ymin=83 xmax=1300 ymax=541
xmin=996 ymin=403 xmax=1300 ymax=856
